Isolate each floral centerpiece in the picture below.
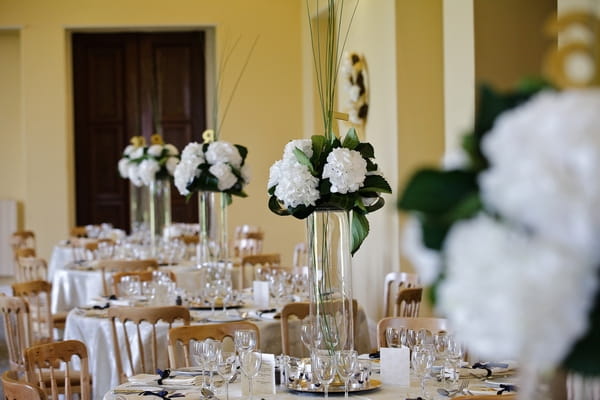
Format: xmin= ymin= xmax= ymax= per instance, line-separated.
xmin=173 ymin=37 xmax=256 ymax=264
xmin=118 ymin=134 xmax=179 ymax=186
xmin=399 ymin=81 xmax=600 ymax=395
xmin=267 ymin=0 xmax=391 ymax=353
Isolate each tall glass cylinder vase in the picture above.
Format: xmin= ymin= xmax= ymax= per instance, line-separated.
xmin=197 ymin=191 xmax=229 ymax=267
xmin=129 ymin=181 xmax=150 ymax=236
xmin=307 ymin=209 xmax=354 ymax=353
xmin=149 ymin=178 xmax=172 ymax=255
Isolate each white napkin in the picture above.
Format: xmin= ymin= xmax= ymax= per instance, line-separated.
xmin=460 ymin=360 xmax=518 ymax=378
xmin=161 ymin=376 xmax=203 ymax=386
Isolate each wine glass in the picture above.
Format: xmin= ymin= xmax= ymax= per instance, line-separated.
xmin=335 ymin=350 xmax=358 ymax=399
xmin=385 ymin=327 xmax=403 ymax=348
xmin=446 ymin=335 xmax=464 ymax=385
xmin=205 ymin=281 xmax=219 ymax=316
xmin=239 ymin=350 xmax=262 ymax=400
xmin=217 ymin=278 xmax=232 ymax=315
xmin=216 ymin=350 xmax=237 ymax=400
xmin=313 ymin=351 xmax=336 ymax=399
xmin=412 ymin=345 xmax=435 ymax=398
xmin=191 ymin=340 xmax=207 ymax=387
xmin=202 ymin=339 xmax=222 ymax=390
xmin=434 ymin=331 xmax=450 ymax=384
xmin=234 ymin=329 xmax=257 ymax=353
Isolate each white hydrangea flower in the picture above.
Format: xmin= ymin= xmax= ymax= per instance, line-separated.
xmin=180 ymin=142 xmax=205 ymax=164
xmin=480 ymin=89 xmax=600 ymax=259
xmin=123 ymin=145 xmax=135 ymax=156
xmin=274 ymin=161 xmax=320 ymax=208
xmin=174 ymin=159 xmax=201 ymax=195
xmin=165 ymin=157 xmax=179 ymax=176
xmin=164 ymin=143 xmax=179 ymax=156
xmin=439 ymin=214 xmax=598 ymax=370
xmin=267 ymin=160 xmax=284 ymax=189
xmin=209 ymin=162 xmax=237 ymax=191
xmin=240 ymin=164 xmax=251 ymax=184
xmin=402 ymin=217 xmax=442 ymax=285
xmin=322 ymin=148 xmax=366 ymax=194
xmin=147 ymin=144 xmax=163 ymax=158
xmin=139 ymin=159 xmax=160 ymax=186
xmin=283 ymin=139 xmax=313 ymax=162
xmin=130 ymin=147 xmax=145 ymax=160
xmin=128 ymin=164 xmax=143 ymax=187
xmin=206 ymin=141 xmax=242 ymax=168
xmin=118 ymin=158 xmax=130 ymax=178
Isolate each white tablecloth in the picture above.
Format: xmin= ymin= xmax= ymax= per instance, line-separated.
xmin=64 ymin=305 xmax=372 ymax=400
xmin=48 ymin=245 xmax=74 ymax=281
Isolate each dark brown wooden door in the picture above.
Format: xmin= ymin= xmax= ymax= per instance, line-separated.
xmin=73 ymin=32 xmax=205 ymax=230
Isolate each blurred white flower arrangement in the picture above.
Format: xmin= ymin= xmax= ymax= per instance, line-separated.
xmin=399 ymin=83 xmax=600 ymax=380
xmin=340 ymin=51 xmax=368 ymax=126
xmin=118 ymin=134 xmax=179 ymax=187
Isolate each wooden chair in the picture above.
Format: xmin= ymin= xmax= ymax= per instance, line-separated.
xmin=233 ymin=225 xmax=264 ymax=258
xmin=394 ymin=287 xmax=423 ymax=317
xmin=168 ymin=321 xmax=260 ymax=368
xmin=376 ymin=317 xmax=449 ymax=349
xmin=10 ymin=231 xmax=36 ymax=263
xmin=16 ymin=247 xmax=37 ymax=259
xmin=383 ymin=272 xmax=420 ymax=317
xmin=24 ymin=339 xmax=91 ymax=400
xmin=107 ymin=306 xmax=191 ymax=383
xmin=1 ymin=370 xmax=47 ymax=400
xmin=15 ymin=257 xmax=48 ymax=283
xmin=280 ymin=302 xmax=311 ymax=356
xmin=11 ymin=280 xmax=63 ymax=343
xmin=96 ymin=258 xmax=158 ymax=296
xmin=292 ymin=242 xmax=308 ymax=269
xmin=0 ymin=295 xmax=33 ymax=373
xmin=112 ymin=270 xmax=176 ymax=296
xmin=69 ymin=226 xmax=88 ymax=238
xmin=241 ymin=253 xmax=282 ymax=287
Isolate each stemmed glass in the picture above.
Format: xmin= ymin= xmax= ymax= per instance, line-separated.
xmin=284 ymin=357 xmax=304 ymax=389
xmin=385 ymin=327 xmax=404 ymax=348
xmin=446 ymin=335 xmax=464 ymax=385
xmin=205 ymin=281 xmax=219 ymax=317
xmin=234 ymin=329 xmax=257 ymax=353
xmin=434 ymin=331 xmax=450 ymax=384
xmin=313 ymin=351 xmax=336 ymax=399
xmin=411 ymin=345 xmax=435 ymax=399
xmin=335 ymin=350 xmax=358 ymax=399
xmin=239 ymin=350 xmax=262 ymax=400
xmin=201 ymin=339 xmax=222 ymax=389
xmin=216 ymin=350 xmax=237 ymax=400
xmin=300 ymin=318 xmax=322 ymax=354
xmin=191 ymin=341 xmax=207 ymax=387
xmin=217 ymin=278 xmax=232 ymax=315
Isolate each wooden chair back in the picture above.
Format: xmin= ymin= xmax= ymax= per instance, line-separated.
xmin=24 ymin=339 xmax=91 ymax=400
xmin=233 ymin=225 xmax=264 ymax=258
xmin=11 ymin=280 xmax=54 ymax=344
xmin=241 ymin=253 xmax=281 ymax=286
xmin=383 ymin=272 xmax=420 ymax=317
xmin=96 ymin=259 xmax=158 ymax=296
xmin=16 ymin=248 xmax=37 ymax=259
xmin=394 ymin=287 xmax=423 ymax=317
xmin=1 ymin=370 xmax=47 ymax=400
xmin=280 ymin=302 xmax=310 ymax=356
xmin=168 ymin=321 xmax=260 ymax=368
xmin=112 ymin=270 xmax=176 ymax=296
xmin=292 ymin=242 xmax=308 ymax=269
xmin=0 ymin=295 xmax=32 ymax=372
xmin=69 ymin=226 xmax=88 ymax=238
xmin=377 ymin=317 xmax=449 ymax=348
xmin=107 ymin=306 xmax=191 ymax=383
xmin=10 ymin=231 xmax=36 ymax=262
xmin=16 ymin=257 xmax=48 ymax=283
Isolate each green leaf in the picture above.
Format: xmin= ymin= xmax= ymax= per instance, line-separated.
xmin=291 ymin=205 xmax=315 ymax=219
xmin=365 ymin=158 xmax=377 ymax=172
xmin=311 ymin=135 xmax=328 ymax=166
xmin=223 ymin=192 xmax=233 ymax=206
xmin=350 ymin=212 xmax=369 ymax=255
xmin=342 ymin=127 xmax=360 ymax=149
xmin=268 ymin=186 xmax=276 ymax=196
xmin=398 ymin=169 xmax=478 ymax=215
xmin=420 ymin=216 xmax=450 ymax=250
xmin=355 ymin=142 xmax=374 ymax=159
xmin=359 ymin=175 xmax=392 ymax=194
xmin=268 ymin=196 xmax=291 ymax=216
xmin=293 ymin=148 xmax=315 ymax=175
xmin=363 ymin=196 xmax=385 ymax=213
xmin=446 ymin=193 xmax=482 ymax=221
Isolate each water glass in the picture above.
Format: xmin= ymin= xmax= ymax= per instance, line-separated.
xmin=335 ymin=350 xmax=358 ymax=399
xmin=234 ymin=329 xmax=257 ymax=353
xmin=240 ymin=350 xmax=262 ymax=400
xmin=312 ymin=351 xmax=336 ymax=399
xmin=354 ymin=359 xmax=371 ymax=387
xmin=412 ymin=345 xmax=435 ymax=398
xmin=385 ymin=327 xmax=404 ymax=348
xmin=284 ymin=357 xmax=305 ymax=389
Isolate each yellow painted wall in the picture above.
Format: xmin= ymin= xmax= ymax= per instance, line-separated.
xmin=0 ymin=0 xmax=306 ymax=261
xmin=475 ymin=0 xmax=556 ymax=90
xmin=0 ymin=30 xmax=25 ymax=227
xmin=396 ymin=0 xmax=445 ymax=317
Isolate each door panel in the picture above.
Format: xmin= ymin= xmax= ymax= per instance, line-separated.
xmin=73 ymin=32 xmax=205 ymax=230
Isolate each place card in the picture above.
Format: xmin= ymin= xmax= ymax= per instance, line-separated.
xmin=380 ymin=346 xmax=410 ymax=386
xmin=253 ymin=281 xmax=270 ymax=308
xmin=241 ymin=353 xmax=276 ymax=396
